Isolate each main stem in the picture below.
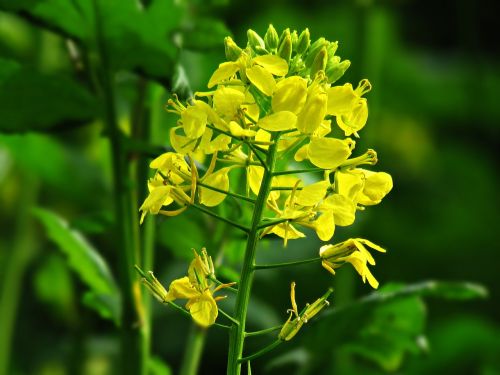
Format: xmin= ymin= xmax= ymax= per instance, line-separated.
xmin=92 ymin=1 xmax=144 ymax=374
xmin=226 ymin=139 xmax=279 ymax=375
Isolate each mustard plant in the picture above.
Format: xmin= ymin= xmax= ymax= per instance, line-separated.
xmin=136 ymin=25 xmax=392 ymax=375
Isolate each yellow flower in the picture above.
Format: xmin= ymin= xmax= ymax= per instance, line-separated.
xmin=137 ymin=249 xmax=234 ymax=327
xmin=278 ymin=282 xmax=332 ymax=341
xmin=327 ymin=79 xmax=372 ymax=137
xmin=319 ymin=238 xmax=386 ymax=289
xmin=139 ymin=152 xmax=194 ymax=223
xmin=336 ymin=167 xmax=393 ymax=206
xmin=295 ymin=137 xmax=355 ymax=169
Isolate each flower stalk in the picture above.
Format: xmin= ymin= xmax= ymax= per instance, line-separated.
xmin=226 ymin=137 xmax=280 ymax=375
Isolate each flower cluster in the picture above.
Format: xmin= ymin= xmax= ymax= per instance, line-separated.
xmin=139 ymin=26 xmax=393 ymax=331
xmin=136 ymin=249 xmax=234 ymax=327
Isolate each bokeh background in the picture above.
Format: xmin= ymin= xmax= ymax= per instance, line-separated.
xmin=0 ymin=0 xmax=499 ymax=374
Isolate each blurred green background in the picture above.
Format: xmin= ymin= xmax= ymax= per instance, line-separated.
xmin=0 ymin=0 xmax=498 ymax=374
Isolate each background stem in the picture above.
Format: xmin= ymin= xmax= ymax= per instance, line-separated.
xmin=92 ymin=1 xmax=145 ymax=373
xmin=179 ymin=325 xmax=206 ymax=375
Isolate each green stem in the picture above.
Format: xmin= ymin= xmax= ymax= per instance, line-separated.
xmin=253 ymin=257 xmax=321 ymax=270
xmin=219 ymin=308 xmax=240 ymax=325
xmin=238 ymin=340 xmax=282 ymax=363
xmin=272 ymin=168 xmax=324 ymax=176
xmin=0 ymin=175 xmax=38 ymax=375
xmin=190 ymin=204 xmax=250 ymax=233
xmin=197 ymin=181 xmax=256 ymax=204
xmin=92 ymin=2 xmax=144 ymax=374
xmin=226 ymin=136 xmax=280 ymax=375
xmin=257 ymin=218 xmax=290 ymax=230
xmin=179 ymin=325 xmax=206 ymax=375
xmin=245 ymin=325 xmax=283 ymax=337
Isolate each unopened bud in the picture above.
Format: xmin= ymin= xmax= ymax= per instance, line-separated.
xmin=224 ymin=37 xmax=242 ymax=61
xmin=310 ymin=46 xmax=328 ymax=78
xmin=326 ymin=59 xmax=351 ymax=83
xmin=290 ymin=30 xmax=299 ymax=50
xmin=247 ymin=29 xmax=265 ymax=50
xmin=296 ymin=28 xmax=310 ymax=55
xmin=264 ymin=24 xmax=279 ymax=50
xmin=278 ymin=33 xmax=292 ymax=62
xmin=304 ymin=37 xmax=326 ymax=68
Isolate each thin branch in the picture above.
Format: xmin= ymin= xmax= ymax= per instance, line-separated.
xmin=208 ymin=275 xmax=238 ymax=293
xmin=245 ymin=325 xmax=283 ymax=337
xmin=272 ymin=168 xmax=324 ymax=176
xmin=253 ymin=257 xmax=322 ymax=270
xmin=238 ymin=340 xmax=282 ymax=363
xmin=190 ymin=204 xmax=250 ymax=233
xmin=257 ymin=218 xmax=290 ymax=230
xmin=219 ymin=308 xmax=240 ymax=325
xmin=197 ymin=181 xmax=255 ymax=204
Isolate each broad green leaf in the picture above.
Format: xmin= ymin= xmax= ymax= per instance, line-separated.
xmin=342 ymin=297 xmax=426 ymax=372
xmin=180 ymin=18 xmax=231 ymax=51
xmin=148 ymin=356 xmax=172 ymax=375
xmin=33 ymin=207 xmax=121 ymax=323
xmin=33 ymin=254 xmax=76 ymax=321
xmin=0 ymin=58 xmax=98 ymax=133
xmin=0 ymin=0 xmax=184 ymax=80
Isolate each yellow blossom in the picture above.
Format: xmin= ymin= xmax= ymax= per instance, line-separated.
xmin=137 ymin=249 xmax=234 ymax=327
xmin=320 ymin=238 xmax=386 ymax=289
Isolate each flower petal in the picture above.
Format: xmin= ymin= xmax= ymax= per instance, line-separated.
xmin=246 ymin=65 xmax=276 ymax=96
xmin=253 ymin=55 xmax=289 ymax=76
xmin=208 ymin=61 xmax=239 ymax=88
xmin=188 ymin=290 xmax=218 ymax=327
xmin=307 ymin=137 xmax=353 ymax=169
xmin=272 ymin=76 xmax=307 ymax=114
xmin=199 ymin=168 xmax=231 ymax=207
xmin=258 ymin=111 xmax=297 ymax=131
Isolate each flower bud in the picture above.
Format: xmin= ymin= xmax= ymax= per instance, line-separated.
xmin=310 ymin=46 xmax=328 ymax=78
xmin=296 ymin=28 xmax=310 ymax=55
xmin=290 ymin=30 xmax=299 ymax=50
xmin=304 ymin=37 xmax=326 ymax=68
xmin=278 ymin=32 xmax=292 ymax=62
xmin=224 ymin=37 xmax=242 ymax=61
xmin=264 ymin=24 xmax=279 ymax=50
xmin=326 ymin=58 xmax=351 ymax=83
xmin=247 ymin=29 xmax=265 ymax=50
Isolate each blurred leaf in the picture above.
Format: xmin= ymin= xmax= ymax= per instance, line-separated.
xmin=82 ymin=291 xmax=120 ymax=322
xmin=156 ymin=213 xmax=205 ymax=260
xmin=33 ymin=207 xmax=121 ymax=323
xmin=0 ymin=132 xmax=108 ymax=207
xmin=302 ymin=280 xmax=488 ymax=373
xmin=342 ymin=297 xmax=426 ymax=372
xmin=33 ymin=253 xmax=76 ymax=322
xmin=0 ymin=0 xmax=184 ymax=80
xmin=0 ymin=58 xmax=98 ymax=133
xmin=148 ymin=356 xmax=172 ymax=375
xmin=180 ymin=18 xmax=231 ymax=51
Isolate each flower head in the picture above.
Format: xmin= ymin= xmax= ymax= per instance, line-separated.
xmin=320 ymin=238 xmax=386 ymax=289
xmin=136 ymin=248 xmax=234 ymax=327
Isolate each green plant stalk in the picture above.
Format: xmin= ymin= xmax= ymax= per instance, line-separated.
xmin=179 ymin=325 xmax=207 ymax=375
xmin=226 ymin=138 xmax=280 ymax=375
xmin=0 ymin=175 xmax=38 ymax=375
xmin=92 ymin=1 xmax=144 ymax=373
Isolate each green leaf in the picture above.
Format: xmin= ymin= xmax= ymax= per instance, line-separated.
xmin=148 ymin=356 xmax=172 ymax=375
xmin=0 ymin=0 xmax=184 ymax=80
xmin=180 ymin=18 xmax=231 ymax=51
xmin=342 ymin=297 xmax=427 ymax=372
xmin=0 ymin=58 xmax=98 ymax=133
xmin=33 ymin=254 xmax=76 ymax=322
xmin=33 ymin=207 xmax=121 ymax=323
